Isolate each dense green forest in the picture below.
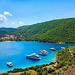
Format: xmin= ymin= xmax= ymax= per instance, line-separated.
xmin=15 ymin=18 xmax=75 ymax=43
xmin=56 ymin=46 xmax=75 ymax=68
xmin=0 ymin=18 xmax=75 ymax=43
xmin=0 ymin=28 xmax=17 ymax=37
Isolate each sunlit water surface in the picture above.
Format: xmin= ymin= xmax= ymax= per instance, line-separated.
xmin=0 ymin=41 xmax=75 ymax=73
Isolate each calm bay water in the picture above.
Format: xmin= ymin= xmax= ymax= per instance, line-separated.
xmin=0 ymin=41 xmax=75 ymax=73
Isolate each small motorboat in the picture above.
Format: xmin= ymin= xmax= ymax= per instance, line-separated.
xmin=61 ymin=47 xmax=65 ymax=49
xmin=39 ymin=50 xmax=48 ymax=56
xmin=6 ymin=62 xmax=13 ymax=67
xmin=50 ymin=48 xmax=56 ymax=51
xmin=26 ymin=53 xmax=41 ymax=60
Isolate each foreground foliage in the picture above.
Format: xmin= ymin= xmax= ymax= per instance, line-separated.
xmin=56 ymin=46 xmax=75 ymax=68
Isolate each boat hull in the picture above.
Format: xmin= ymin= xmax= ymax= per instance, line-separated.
xmin=50 ymin=48 xmax=56 ymax=51
xmin=39 ymin=53 xmax=47 ymax=56
xmin=7 ymin=64 xmax=13 ymax=67
xmin=6 ymin=62 xmax=13 ymax=67
xmin=26 ymin=56 xmax=41 ymax=60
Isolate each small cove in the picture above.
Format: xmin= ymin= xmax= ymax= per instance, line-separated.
xmin=0 ymin=41 xmax=75 ymax=73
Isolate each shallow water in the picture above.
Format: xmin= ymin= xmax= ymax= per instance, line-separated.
xmin=0 ymin=41 xmax=75 ymax=73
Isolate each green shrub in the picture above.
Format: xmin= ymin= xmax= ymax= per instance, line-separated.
xmin=24 ymin=68 xmax=29 ymax=71
xmin=26 ymin=72 xmax=31 ymax=75
xmin=49 ymin=62 xmax=55 ymax=65
xmin=48 ymin=68 xmax=55 ymax=73
xmin=42 ymin=71 xmax=48 ymax=75
xmin=62 ymin=67 xmax=67 ymax=71
xmin=24 ymin=71 xmax=26 ymax=75
xmin=20 ymin=73 xmax=23 ymax=75
xmin=37 ymin=72 xmax=42 ymax=75
xmin=36 ymin=69 xmax=41 ymax=72
xmin=32 ymin=66 xmax=38 ymax=71
xmin=44 ymin=67 xmax=47 ymax=71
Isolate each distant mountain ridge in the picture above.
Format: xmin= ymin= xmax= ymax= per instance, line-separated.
xmin=0 ymin=28 xmax=17 ymax=37
xmin=15 ymin=18 xmax=75 ymax=43
xmin=0 ymin=18 xmax=75 ymax=43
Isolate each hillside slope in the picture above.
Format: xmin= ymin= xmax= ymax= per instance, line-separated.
xmin=15 ymin=18 xmax=75 ymax=43
xmin=0 ymin=28 xmax=17 ymax=37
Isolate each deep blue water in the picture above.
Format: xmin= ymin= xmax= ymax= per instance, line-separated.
xmin=0 ymin=41 xmax=75 ymax=73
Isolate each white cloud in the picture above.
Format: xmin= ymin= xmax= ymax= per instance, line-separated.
xmin=11 ymin=22 xmax=15 ymax=25
xmin=0 ymin=14 xmax=7 ymax=23
xmin=19 ymin=21 xmax=24 ymax=24
xmin=4 ymin=11 xmax=12 ymax=16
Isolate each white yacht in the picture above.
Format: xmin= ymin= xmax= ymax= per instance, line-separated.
xmin=61 ymin=47 xmax=65 ymax=49
xmin=50 ymin=48 xmax=56 ymax=51
xmin=39 ymin=50 xmax=48 ymax=56
xmin=6 ymin=62 xmax=13 ymax=67
xmin=26 ymin=53 xmax=41 ymax=60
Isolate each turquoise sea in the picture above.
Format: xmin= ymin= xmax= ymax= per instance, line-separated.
xmin=0 ymin=41 xmax=75 ymax=73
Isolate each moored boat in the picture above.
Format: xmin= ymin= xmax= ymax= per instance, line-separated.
xmin=61 ymin=47 xmax=65 ymax=49
xmin=39 ymin=50 xmax=48 ymax=56
xmin=50 ymin=48 xmax=56 ymax=51
xmin=6 ymin=62 xmax=13 ymax=67
xmin=26 ymin=53 xmax=41 ymax=60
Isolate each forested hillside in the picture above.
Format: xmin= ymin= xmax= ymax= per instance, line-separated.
xmin=15 ymin=18 xmax=75 ymax=43
xmin=0 ymin=28 xmax=17 ymax=37
xmin=56 ymin=46 xmax=75 ymax=66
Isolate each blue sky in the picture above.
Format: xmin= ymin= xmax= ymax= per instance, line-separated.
xmin=0 ymin=0 xmax=75 ymax=28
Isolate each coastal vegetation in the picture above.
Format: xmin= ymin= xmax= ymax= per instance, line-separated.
xmin=0 ymin=18 xmax=75 ymax=74
xmin=1 ymin=46 xmax=75 ymax=75
xmin=0 ymin=28 xmax=17 ymax=41
xmin=56 ymin=46 xmax=75 ymax=67
xmin=0 ymin=18 xmax=75 ymax=43
xmin=15 ymin=18 xmax=75 ymax=43
xmin=0 ymin=28 xmax=17 ymax=37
